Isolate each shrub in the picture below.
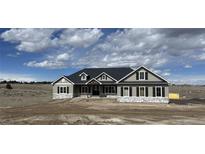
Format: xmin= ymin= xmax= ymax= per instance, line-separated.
xmin=6 ymin=83 xmax=13 ymax=89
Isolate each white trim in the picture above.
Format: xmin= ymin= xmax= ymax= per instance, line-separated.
xmin=79 ymin=72 xmax=88 ymax=76
xmin=155 ymin=86 xmax=163 ymax=97
xmin=95 ymin=72 xmax=117 ymax=81
xmin=141 ymin=66 xmax=169 ymax=83
xmin=139 ymin=71 xmax=146 ymax=80
xmin=117 ymin=65 xmax=169 ymax=83
xmin=104 ymin=85 xmax=116 ymax=94
xmin=139 ymin=86 xmax=146 ymax=97
xmin=81 ymin=86 xmax=88 ymax=94
xmin=117 ymin=66 xmax=142 ymax=83
xmin=123 ymin=86 xmax=129 ymax=96
xmin=102 ymin=74 xmax=106 ymax=80
xmin=51 ymin=76 xmax=74 ymax=85
xmin=58 ymin=86 xmax=69 ymax=94
xmin=81 ymin=75 xmax=87 ymax=81
xmin=85 ymin=78 xmax=102 ymax=85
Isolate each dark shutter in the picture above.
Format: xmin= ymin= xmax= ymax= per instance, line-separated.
xmin=57 ymin=86 xmax=59 ymax=94
xmin=121 ymin=87 xmax=123 ymax=96
xmin=145 ymin=72 xmax=148 ymax=80
xmin=136 ymin=72 xmax=139 ymax=80
xmin=146 ymin=87 xmax=148 ymax=97
xmin=67 ymin=87 xmax=69 ymax=93
xmin=162 ymin=87 xmax=165 ymax=97
xmin=79 ymin=86 xmax=81 ymax=93
xmin=153 ymin=87 xmax=155 ymax=97
xmin=136 ymin=87 xmax=139 ymax=96
xmin=130 ymin=87 xmax=132 ymax=96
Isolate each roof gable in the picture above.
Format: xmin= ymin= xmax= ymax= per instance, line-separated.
xmin=117 ymin=66 xmax=169 ymax=83
xmin=51 ymin=76 xmax=74 ymax=85
xmin=85 ymin=78 xmax=102 ymax=85
xmin=95 ymin=72 xmax=117 ymax=82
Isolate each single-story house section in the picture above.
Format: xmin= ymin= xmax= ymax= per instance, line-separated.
xmin=52 ymin=66 xmax=169 ymax=103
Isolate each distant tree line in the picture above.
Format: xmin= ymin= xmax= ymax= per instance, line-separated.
xmin=0 ymin=80 xmax=52 ymax=84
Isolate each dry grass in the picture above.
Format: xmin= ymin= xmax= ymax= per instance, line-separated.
xmin=0 ymin=84 xmax=52 ymax=107
xmin=0 ymin=84 xmax=205 ymax=124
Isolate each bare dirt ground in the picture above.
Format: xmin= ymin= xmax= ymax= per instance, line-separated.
xmin=0 ymin=84 xmax=205 ymax=124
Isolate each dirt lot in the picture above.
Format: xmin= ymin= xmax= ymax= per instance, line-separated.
xmin=0 ymin=84 xmax=205 ymax=124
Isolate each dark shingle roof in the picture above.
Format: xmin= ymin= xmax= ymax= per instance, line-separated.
xmin=65 ymin=67 xmax=133 ymax=84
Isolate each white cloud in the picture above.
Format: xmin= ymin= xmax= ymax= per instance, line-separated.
xmin=2 ymin=28 xmax=205 ymax=70
xmin=1 ymin=28 xmax=103 ymax=53
xmin=162 ymin=72 xmax=171 ymax=76
xmin=25 ymin=50 xmax=72 ymax=69
xmin=192 ymin=53 xmax=205 ymax=60
xmin=58 ymin=28 xmax=103 ymax=48
xmin=184 ymin=64 xmax=192 ymax=68
xmin=0 ymin=72 xmax=37 ymax=82
xmin=72 ymin=28 xmax=205 ymax=69
xmin=1 ymin=28 xmax=57 ymax=52
xmin=73 ymin=29 xmax=168 ymax=68
xmin=25 ymin=60 xmax=67 ymax=69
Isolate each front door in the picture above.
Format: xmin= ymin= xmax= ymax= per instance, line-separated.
xmin=92 ymin=85 xmax=99 ymax=95
xmin=123 ymin=86 xmax=129 ymax=96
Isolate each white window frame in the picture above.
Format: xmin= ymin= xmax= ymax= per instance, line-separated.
xmin=81 ymin=86 xmax=88 ymax=94
xmin=81 ymin=74 xmax=87 ymax=81
xmin=58 ymin=86 xmax=68 ymax=94
xmin=104 ymin=86 xmax=116 ymax=94
xmin=139 ymin=86 xmax=146 ymax=97
xmin=102 ymin=74 xmax=106 ymax=80
xmin=139 ymin=71 xmax=146 ymax=80
xmin=123 ymin=86 xmax=129 ymax=96
xmin=155 ymin=86 xmax=162 ymax=97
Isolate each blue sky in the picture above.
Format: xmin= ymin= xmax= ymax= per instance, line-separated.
xmin=0 ymin=28 xmax=205 ymax=84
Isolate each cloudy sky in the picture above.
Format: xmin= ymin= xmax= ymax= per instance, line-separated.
xmin=0 ymin=28 xmax=205 ymax=84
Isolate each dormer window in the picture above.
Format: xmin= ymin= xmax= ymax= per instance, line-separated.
xmin=79 ymin=72 xmax=88 ymax=81
xmin=81 ymin=74 xmax=87 ymax=81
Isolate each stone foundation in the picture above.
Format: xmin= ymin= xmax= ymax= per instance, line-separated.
xmin=117 ymin=96 xmax=169 ymax=103
xmin=106 ymin=95 xmax=119 ymax=98
xmin=53 ymin=93 xmax=73 ymax=99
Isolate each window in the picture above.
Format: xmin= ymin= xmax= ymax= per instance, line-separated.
xmin=102 ymin=75 xmax=106 ymax=80
xmin=57 ymin=87 xmax=59 ymax=94
xmin=81 ymin=74 xmax=87 ymax=81
xmin=67 ymin=87 xmax=69 ymax=93
xmin=104 ymin=86 xmax=116 ymax=94
xmin=139 ymin=71 xmax=145 ymax=80
xmin=81 ymin=86 xmax=88 ymax=93
xmin=156 ymin=87 xmax=162 ymax=97
xmin=60 ymin=87 xmax=63 ymax=93
xmin=63 ymin=87 xmax=66 ymax=93
xmin=139 ymin=87 xmax=145 ymax=96
xmin=58 ymin=86 xmax=69 ymax=94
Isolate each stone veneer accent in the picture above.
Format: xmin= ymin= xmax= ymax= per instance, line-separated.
xmin=117 ymin=96 xmax=169 ymax=103
xmin=53 ymin=93 xmax=73 ymax=99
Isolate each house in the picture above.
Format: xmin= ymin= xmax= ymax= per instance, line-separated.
xmin=51 ymin=66 xmax=169 ymax=103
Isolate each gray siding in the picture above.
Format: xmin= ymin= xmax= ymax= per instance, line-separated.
xmin=132 ymin=86 xmax=136 ymax=96
xmin=123 ymin=68 xmax=161 ymax=82
xmin=117 ymin=85 xmax=169 ymax=97
xmin=117 ymin=86 xmax=121 ymax=96
xmin=52 ymin=77 xmax=74 ymax=99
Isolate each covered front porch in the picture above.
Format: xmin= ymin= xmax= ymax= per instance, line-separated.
xmin=74 ymin=84 xmax=117 ymax=97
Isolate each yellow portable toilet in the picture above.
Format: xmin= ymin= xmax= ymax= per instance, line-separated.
xmin=169 ymin=93 xmax=180 ymax=100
